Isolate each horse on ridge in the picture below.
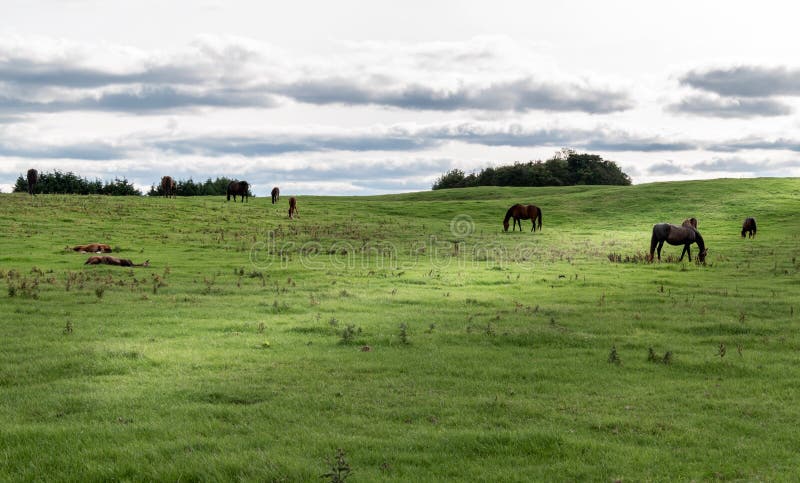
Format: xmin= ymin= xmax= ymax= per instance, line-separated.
xmin=227 ymin=181 xmax=249 ymax=202
xmin=27 ymin=169 xmax=38 ymax=196
xmin=271 ymin=187 xmax=280 ymax=204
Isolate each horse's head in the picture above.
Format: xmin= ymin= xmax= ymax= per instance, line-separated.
xmin=698 ymin=248 xmax=708 ymax=263
xmin=503 ymin=220 xmax=509 ymax=232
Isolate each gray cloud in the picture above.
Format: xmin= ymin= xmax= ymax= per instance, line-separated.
xmin=667 ymin=94 xmax=792 ymax=118
xmin=0 ymin=141 xmax=126 ymax=160
xmin=681 ymin=66 xmax=800 ymax=97
xmin=706 ymin=137 xmax=800 ymax=153
xmin=274 ymin=77 xmax=633 ymax=113
xmin=647 ymin=161 xmax=687 ymax=175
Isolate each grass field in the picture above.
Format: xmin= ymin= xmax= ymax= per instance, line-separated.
xmin=1 ymin=178 xmax=800 ymax=481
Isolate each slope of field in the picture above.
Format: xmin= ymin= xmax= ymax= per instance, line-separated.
xmin=1 ymin=178 xmax=799 ymax=480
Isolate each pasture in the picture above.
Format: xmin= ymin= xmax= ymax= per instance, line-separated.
xmin=1 ymin=178 xmax=799 ymax=481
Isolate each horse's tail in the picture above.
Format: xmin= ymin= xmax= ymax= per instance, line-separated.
xmin=537 ymin=208 xmax=542 ymax=231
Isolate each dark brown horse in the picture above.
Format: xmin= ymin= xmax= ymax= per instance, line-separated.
xmin=227 ymin=180 xmax=249 ymax=202
xmin=741 ymin=217 xmax=757 ymax=238
xmin=649 ymin=223 xmax=707 ymax=262
xmin=503 ymin=204 xmax=542 ymax=232
xmin=682 ymin=217 xmax=697 ymax=229
xmin=85 ymin=255 xmax=149 ymax=267
xmin=27 ymin=169 xmax=38 ymax=195
xmin=161 ymin=176 xmax=176 ymax=198
xmin=288 ymin=196 xmax=297 ymax=219
xmin=271 ymin=187 xmax=280 ymax=204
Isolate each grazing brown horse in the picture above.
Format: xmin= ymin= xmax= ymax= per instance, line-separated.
xmin=85 ymin=255 xmax=149 ymax=267
xmin=503 ymin=204 xmax=542 ymax=232
xmin=271 ymin=187 xmax=280 ymax=204
xmin=72 ymin=243 xmax=112 ymax=253
xmin=288 ymin=196 xmax=297 ymax=219
xmin=227 ymin=180 xmax=249 ymax=202
xmin=682 ymin=217 xmax=698 ymax=229
xmin=161 ymin=176 xmax=176 ymax=198
xmin=649 ymin=223 xmax=707 ymax=262
xmin=741 ymin=217 xmax=757 ymax=238
xmin=27 ymin=169 xmax=38 ymax=196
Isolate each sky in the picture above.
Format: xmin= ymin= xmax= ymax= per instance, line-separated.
xmin=1 ymin=0 xmax=800 ymax=195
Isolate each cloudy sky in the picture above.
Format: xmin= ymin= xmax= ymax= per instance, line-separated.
xmin=1 ymin=0 xmax=799 ymax=195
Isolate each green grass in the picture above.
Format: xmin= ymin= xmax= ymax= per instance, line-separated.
xmin=1 ymin=178 xmax=799 ymax=481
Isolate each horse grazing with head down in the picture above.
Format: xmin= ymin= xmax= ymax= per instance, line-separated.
xmin=161 ymin=176 xmax=176 ymax=198
xmin=227 ymin=181 xmax=249 ymax=202
xmin=271 ymin=187 xmax=280 ymax=204
xmin=27 ymin=169 xmax=38 ymax=196
xmin=503 ymin=204 xmax=542 ymax=232
xmin=85 ymin=255 xmax=149 ymax=267
xmin=649 ymin=223 xmax=707 ymax=262
xmin=741 ymin=217 xmax=757 ymax=238
xmin=288 ymin=196 xmax=297 ymax=219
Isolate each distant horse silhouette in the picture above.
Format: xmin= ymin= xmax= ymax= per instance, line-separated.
xmin=741 ymin=217 xmax=757 ymax=238
xmin=227 ymin=180 xmax=249 ymax=202
xmin=72 ymin=243 xmax=112 ymax=253
xmin=271 ymin=187 xmax=280 ymax=204
xmin=503 ymin=204 xmax=542 ymax=232
xmin=85 ymin=255 xmax=149 ymax=267
xmin=649 ymin=223 xmax=707 ymax=262
xmin=288 ymin=196 xmax=297 ymax=219
xmin=27 ymin=169 xmax=38 ymax=196
xmin=682 ymin=217 xmax=697 ymax=229
xmin=161 ymin=176 xmax=176 ymax=198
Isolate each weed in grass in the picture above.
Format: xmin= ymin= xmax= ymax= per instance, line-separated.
xmin=662 ymin=351 xmax=673 ymax=365
xmin=339 ymin=324 xmax=361 ymax=344
xmin=425 ymin=323 xmax=435 ymax=334
xmin=484 ymin=323 xmax=496 ymax=337
xmin=257 ymin=322 xmax=265 ymax=334
xmin=647 ymin=347 xmax=658 ymax=362
xmin=608 ymin=346 xmax=621 ymax=365
xmin=329 ymin=317 xmax=339 ymax=328
xmin=321 ymin=448 xmax=351 ymax=483
xmin=339 ymin=289 xmax=350 ymax=297
xmin=63 ymin=321 xmax=73 ymax=334
xmin=94 ymin=285 xmax=105 ymax=299
xmin=151 ymin=274 xmax=166 ymax=294
xmin=718 ymin=343 xmax=727 ymax=358
xmin=399 ymin=323 xmax=410 ymax=344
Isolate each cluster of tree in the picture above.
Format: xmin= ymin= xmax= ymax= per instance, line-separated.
xmin=146 ymin=177 xmax=253 ymax=197
xmin=432 ymin=150 xmax=632 ymax=190
xmin=13 ymin=170 xmax=141 ymax=195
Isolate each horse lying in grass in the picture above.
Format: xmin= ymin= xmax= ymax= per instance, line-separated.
xmin=649 ymin=223 xmax=707 ymax=263
xmin=72 ymin=243 xmax=112 ymax=253
xmin=85 ymin=256 xmax=149 ymax=267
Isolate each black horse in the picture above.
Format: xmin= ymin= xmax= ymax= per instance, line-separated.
xmin=649 ymin=223 xmax=707 ymax=262
xmin=227 ymin=181 xmax=249 ymax=202
xmin=27 ymin=169 xmax=38 ymax=196
xmin=741 ymin=217 xmax=757 ymax=238
xmin=271 ymin=187 xmax=280 ymax=204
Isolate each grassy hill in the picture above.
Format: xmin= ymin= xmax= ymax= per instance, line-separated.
xmin=1 ymin=178 xmax=799 ymax=480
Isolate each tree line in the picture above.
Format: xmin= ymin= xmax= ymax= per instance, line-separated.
xmin=432 ymin=150 xmax=632 ymax=190
xmin=146 ymin=177 xmax=252 ymax=197
xmin=12 ymin=170 xmax=253 ymax=197
xmin=13 ymin=171 xmax=141 ymax=196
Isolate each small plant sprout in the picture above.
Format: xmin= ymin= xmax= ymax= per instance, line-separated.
xmin=321 ymin=448 xmax=351 ymax=483
xmin=717 ymin=342 xmax=727 ymax=358
xmin=608 ymin=346 xmax=621 ymax=365
xmin=399 ymin=323 xmax=409 ymax=344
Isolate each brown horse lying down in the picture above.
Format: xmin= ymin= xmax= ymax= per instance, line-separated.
xmin=85 ymin=256 xmax=149 ymax=267
xmin=72 ymin=243 xmax=112 ymax=253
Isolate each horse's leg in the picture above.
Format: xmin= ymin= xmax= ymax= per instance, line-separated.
xmin=657 ymin=241 xmax=665 ymax=261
